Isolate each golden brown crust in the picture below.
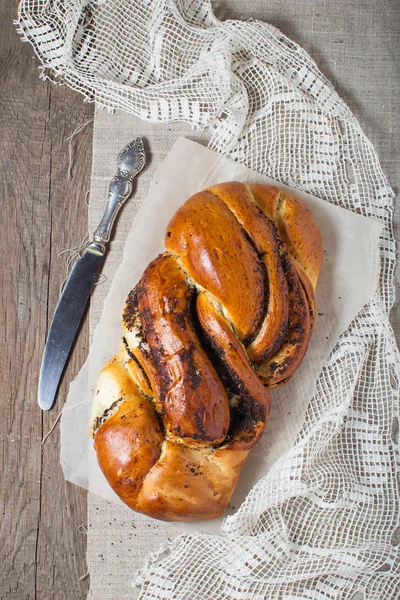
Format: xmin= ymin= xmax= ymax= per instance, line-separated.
xmin=90 ymin=353 xmax=144 ymax=436
xmin=136 ymin=253 xmax=230 ymax=447
xmin=91 ymin=181 xmax=323 ymax=521
xmin=292 ymin=257 xmax=317 ymax=332
xmin=205 ymin=182 xmax=289 ymax=361
xmin=135 ymin=441 xmax=247 ymax=521
xmin=246 ymin=183 xmax=323 ymax=291
xmin=165 ymin=191 xmax=265 ymax=340
xmin=118 ymin=340 xmax=153 ymax=398
xmin=196 ymin=291 xmax=271 ymax=445
xmin=255 ymin=252 xmax=311 ymax=387
xmin=94 ymin=395 xmax=164 ymax=507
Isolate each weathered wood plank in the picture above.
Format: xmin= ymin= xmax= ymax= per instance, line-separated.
xmin=35 ymin=81 xmax=93 ymax=599
xmin=0 ymin=1 xmax=93 ymax=598
xmin=0 ymin=4 xmax=51 ymax=598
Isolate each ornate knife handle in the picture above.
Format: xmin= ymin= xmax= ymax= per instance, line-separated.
xmin=88 ymin=138 xmax=146 ymax=254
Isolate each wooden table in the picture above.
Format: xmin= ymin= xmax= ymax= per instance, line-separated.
xmin=1 ymin=1 xmax=399 ymax=599
xmin=1 ymin=1 xmax=92 ymax=597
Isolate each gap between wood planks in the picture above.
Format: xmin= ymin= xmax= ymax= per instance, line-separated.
xmin=34 ymin=81 xmax=53 ymax=600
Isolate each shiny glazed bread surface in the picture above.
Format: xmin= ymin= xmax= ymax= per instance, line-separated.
xmin=91 ymin=182 xmax=323 ymax=521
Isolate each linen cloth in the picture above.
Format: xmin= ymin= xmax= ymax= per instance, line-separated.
xmin=85 ymin=3 xmax=399 ymax=599
xmin=87 ymin=120 xmax=209 ymax=600
xmin=83 ymin=2 xmax=399 ymax=597
xmin=16 ymin=0 xmax=400 ymax=598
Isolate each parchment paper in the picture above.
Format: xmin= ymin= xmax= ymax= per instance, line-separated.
xmin=60 ymin=137 xmax=383 ymax=534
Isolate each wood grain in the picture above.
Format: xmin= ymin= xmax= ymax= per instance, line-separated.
xmin=0 ymin=2 xmax=93 ymax=598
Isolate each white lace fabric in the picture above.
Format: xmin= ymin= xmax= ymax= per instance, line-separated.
xmin=16 ymin=1 xmax=399 ymax=598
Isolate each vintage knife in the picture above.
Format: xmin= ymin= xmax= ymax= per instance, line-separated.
xmin=38 ymin=138 xmax=146 ymax=410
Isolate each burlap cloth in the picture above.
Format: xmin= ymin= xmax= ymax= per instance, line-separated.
xmin=86 ymin=2 xmax=399 ymax=598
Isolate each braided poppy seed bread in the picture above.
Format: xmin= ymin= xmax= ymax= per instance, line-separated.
xmin=90 ymin=182 xmax=323 ymax=521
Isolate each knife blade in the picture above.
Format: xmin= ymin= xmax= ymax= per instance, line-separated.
xmin=38 ymin=138 xmax=146 ymax=410
xmin=38 ymin=249 xmax=104 ymax=410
